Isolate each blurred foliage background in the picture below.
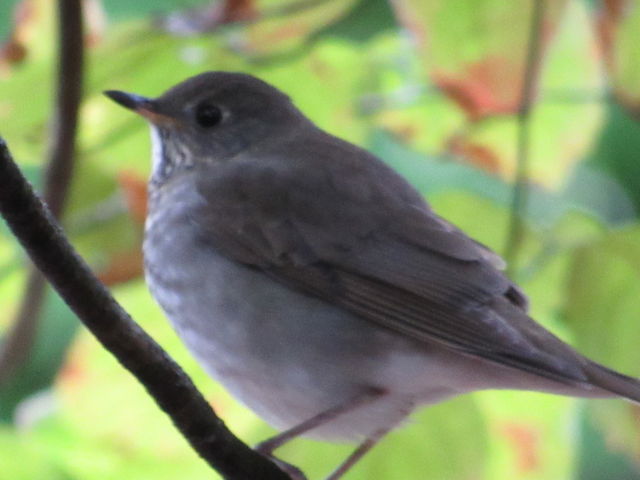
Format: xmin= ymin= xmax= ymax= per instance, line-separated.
xmin=1 ymin=0 xmax=640 ymax=479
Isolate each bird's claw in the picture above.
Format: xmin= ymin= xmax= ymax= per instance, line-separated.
xmin=255 ymin=448 xmax=307 ymax=480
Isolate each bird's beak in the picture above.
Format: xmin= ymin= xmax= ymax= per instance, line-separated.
xmin=104 ymin=90 xmax=173 ymax=125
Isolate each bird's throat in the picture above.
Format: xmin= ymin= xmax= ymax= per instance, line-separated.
xmin=149 ymin=125 xmax=165 ymax=180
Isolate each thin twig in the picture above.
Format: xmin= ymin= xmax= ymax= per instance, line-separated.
xmin=504 ymin=0 xmax=546 ymax=276
xmin=0 ymin=0 xmax=84 ymax=385
xmin=0 ymin=138 xmax=291 ymax=480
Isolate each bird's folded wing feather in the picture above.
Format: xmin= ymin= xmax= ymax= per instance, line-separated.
xmin=193 ymin=145 xmax=590 ymax=385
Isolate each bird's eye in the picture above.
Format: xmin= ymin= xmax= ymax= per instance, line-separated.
xmin=195 ymin=102 xmax=223 ymax=128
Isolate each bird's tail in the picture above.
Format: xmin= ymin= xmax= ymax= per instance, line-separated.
xmin=584 ymin=361 xmax=640 ymax=404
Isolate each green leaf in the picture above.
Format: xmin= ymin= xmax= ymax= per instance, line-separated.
xmin=318 ymin=0 xmax=397 ymax=43
xmin=389 ymin=0 xmax=570 ymax=117
xmin=275 ymin=397 xmax=488 ymax=480
xmin=588 ymin=101 xmax=640 ymax=211
xmin=575 ymin=409 xmax=640 ymax=480
xmin=229 ymin=0 xmax=361 ymax=56
xmin=369 ymin=130 xmax=634 ymax=230
xmin=0 ymin=288 xmax=78 ymax=422
xmin=102 ymin=0 xmax=210 ymax=21
xmin=381 ymin=0 xmax=605 ymax=188
xmin=600 ymin=1 xmax=640 ymax=109
xmin=0 ymin=0 xmax=22 ymax=39
xmin=562 ymin=226 xmax=640 ymax=460
xmin=0 ymin=423 xmax=73 ymax=480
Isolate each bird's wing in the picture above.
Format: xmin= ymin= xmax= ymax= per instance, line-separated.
xmin=193 ymin=141 xmax=590 ymax=385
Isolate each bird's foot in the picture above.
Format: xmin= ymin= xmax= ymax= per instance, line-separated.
xmin=255 ymin=444 xmax=307 ymax=480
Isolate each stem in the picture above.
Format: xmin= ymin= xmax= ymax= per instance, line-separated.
xmin=0 ymin=0 xmax=84 ymax=385
xmin=504 ymin=0 xmax=546 ymax=276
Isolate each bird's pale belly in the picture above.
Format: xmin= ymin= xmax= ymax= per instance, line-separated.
xmin=144 ymin=196 xmax=469 ymax=440
xmin=143 ymin=187 xmax=601 ymax=442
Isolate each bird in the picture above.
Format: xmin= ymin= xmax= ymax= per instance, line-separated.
xmin=105 ymin=72 xmax=640 ymax=480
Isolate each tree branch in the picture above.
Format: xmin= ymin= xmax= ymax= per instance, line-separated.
xmin=0 ymin=0 xmax=84 ymax=386
xmin=504 ymin=0 xmax=546 ymax=275
xmin=0 ymin=0 xmax=84 ymax=385
xmin=0 ymin=138 xmax=291 ymax=480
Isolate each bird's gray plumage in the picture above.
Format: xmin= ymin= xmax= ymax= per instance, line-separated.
xmin=107 ymin=71 xmax=640 ymax=475
xmin=190 ymin=121 xmax=634 ymax=390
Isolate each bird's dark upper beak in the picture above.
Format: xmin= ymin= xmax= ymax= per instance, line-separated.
xmin=104 ymin=90 xmax=172 ymax=125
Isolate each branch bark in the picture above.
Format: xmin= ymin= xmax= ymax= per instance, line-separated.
xmin=0 ymin=0 xmax=84 ymax=385
xmin=0 ymin=138 xmax=291 ymax=480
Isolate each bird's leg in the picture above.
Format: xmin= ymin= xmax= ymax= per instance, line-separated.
xmin=255 ymin=387 xmax=385 ymax=454
xmin=260 ymin=455 xmax=307 ymax=480
xmin=325 ymin=425 xmax=394 ymax=480
xmin=255 ymin=387 xmax=386 ymax=479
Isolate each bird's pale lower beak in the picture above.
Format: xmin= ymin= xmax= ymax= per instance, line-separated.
xmin=104 ymin=90 xmax=172 ymax=125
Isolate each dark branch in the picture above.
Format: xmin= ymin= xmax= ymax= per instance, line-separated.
xmin=0 ymin=139 xmax=291 ymax=480
xmin=0 ymin=272 xmax=46 ymax=385
xmin=45 ymin=0 xmax=84 ymax=218
xmin=504 ymin=0 xmax=546 ymax=275
xmin=0 ymin=0 xmax=84 ymax=385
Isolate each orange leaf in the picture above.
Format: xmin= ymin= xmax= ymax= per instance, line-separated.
xmin=390 ymin=0 xmax=569 ymax=120
xmin=0 ymin=0 xmax=34 ymax=73
xmin=447 ymin=134 xmax=502 ymax=175
xmin=432 ymin=57 xmax=526 ymax=121
xmin=595 ymin=0 xmax=627 ymax=66
xmin=116 ymin=170 xmax=147 ymax=225
xmin=96 ymin=248 xmax=144 ymax=286
xmin=219 ymin=0 xmax=258 ymax=23
xmin=500 ymin=422 xmax=540 ymax=474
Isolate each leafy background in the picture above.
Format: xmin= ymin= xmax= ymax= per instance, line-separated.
xmin=1 ymin=0 xmax=640 ymax=479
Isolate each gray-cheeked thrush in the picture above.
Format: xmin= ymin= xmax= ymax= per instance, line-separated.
xmin=105 ymin=72 xmax=640 ymax=480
